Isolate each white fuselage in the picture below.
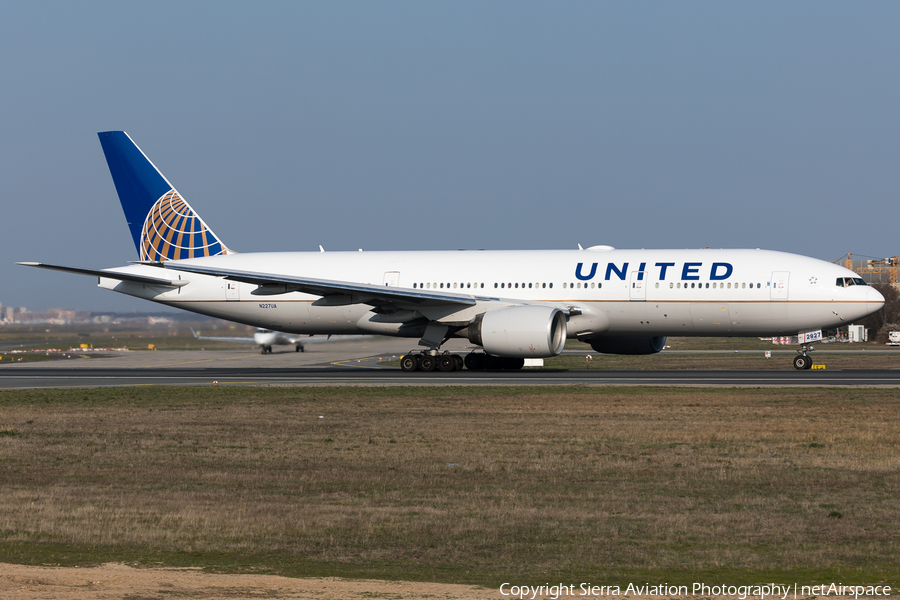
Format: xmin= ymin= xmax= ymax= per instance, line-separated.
xmin=98 ymin=247 xmax=882 ymax=340
xmin=253 ymin=329 xmax=302 ymax=347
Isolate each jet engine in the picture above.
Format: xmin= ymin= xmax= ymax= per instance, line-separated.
xmin=466 ymin=306 xmax=567 ymax=358
xmin=588 ymin=335 xmax=666 ymax=355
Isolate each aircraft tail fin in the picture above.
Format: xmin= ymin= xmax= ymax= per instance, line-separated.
xmin=98 ymin=131 xmax=233 ymax=261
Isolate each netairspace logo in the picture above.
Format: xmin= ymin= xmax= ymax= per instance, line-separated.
xmin=499 ymin=582 xmax=892 ymax=600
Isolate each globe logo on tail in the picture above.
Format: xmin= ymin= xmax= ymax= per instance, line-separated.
xmin=140 ymin=190 xmax=230 ymax=261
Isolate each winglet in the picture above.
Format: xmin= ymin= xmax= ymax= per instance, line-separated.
xmin=98 ymin=131 xmax=233 ymax=261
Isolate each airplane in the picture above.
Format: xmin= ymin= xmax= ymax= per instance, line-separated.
xmin=191 ymin=327 xmax=308 ymax=354
xmin=190 ymin=327 xmax=368 ymax=354
xmin=20 ymin=131 xmax=884 ymax=372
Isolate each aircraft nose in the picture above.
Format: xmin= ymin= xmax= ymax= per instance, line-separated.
xmin=868 ymin=287 xmax=885 ymax=313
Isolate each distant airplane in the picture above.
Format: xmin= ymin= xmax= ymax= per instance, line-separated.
xmin=20 ymin=131 xmax=884 ymax=372
xmin=190 ymin=327 xmax=365 ymax=354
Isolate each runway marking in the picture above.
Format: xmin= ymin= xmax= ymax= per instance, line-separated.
xmin=330 ymin=355 xmax=395 ymax=369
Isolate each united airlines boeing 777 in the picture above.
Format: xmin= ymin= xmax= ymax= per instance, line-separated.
xmin=20 ymin=132 xmax=884 ymax=372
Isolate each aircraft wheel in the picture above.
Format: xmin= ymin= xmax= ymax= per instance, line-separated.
xmin=503 ymin=357 xmax=525 ymax=370
xmin=464 ymin=353 xmax=483 ymax=370
xmin=419 ymin=355 xmax=437 ymax=372
xmin=400 ymin=355 xmax=419 ymax=372
xmin=266 ymin=345 xmax=273 ymax=354
xmin=260 ymin=347 xmax=266 ymax=355
xmin=484 ymin=355 xmax=502 ymax=370
xmin=453 ymin=355 xmax=464 ymax=371
xmin=437 ymin=355 xmax=455 ymax=372
xmin=296 ymin=344 xmax=304 ymax=352
xmin=793 ymin=355 xmax=813 ymax=370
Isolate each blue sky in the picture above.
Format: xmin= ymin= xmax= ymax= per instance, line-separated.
xmin=2 ymin=1 xmax=899 ymax=311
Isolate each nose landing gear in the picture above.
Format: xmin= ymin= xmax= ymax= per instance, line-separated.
xmin=793 ymin=344 xmax=815 ymax=370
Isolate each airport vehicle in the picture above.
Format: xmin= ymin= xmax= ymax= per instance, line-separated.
xmin=888 ymin=331 xmax=900 ymax=346
xmin=21 ymin=132 xmax=885 ymax=371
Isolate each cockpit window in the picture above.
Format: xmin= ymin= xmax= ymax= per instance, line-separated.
xmin=836 ymin=277 xmax=868 ymax=287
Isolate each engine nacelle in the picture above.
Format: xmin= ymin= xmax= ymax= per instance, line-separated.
xmin=588 ymin=335 xmax=666 ymax=355
xmin=467 ymin=306 xmax=567 ymax=358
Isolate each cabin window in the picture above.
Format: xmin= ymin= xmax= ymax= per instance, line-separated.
xmin=669 ymin=282 xmax=674 ymax=288
xmin=563 ymin=283 xmax=567 ymax=289
xmin=705 ymin=282 xmax=709 ymax=288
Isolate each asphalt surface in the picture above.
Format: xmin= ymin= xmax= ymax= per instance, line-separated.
xmin=1 ymin=337 xmax=899 ymax=388
xmin=2 ymin=366 xmax=900 ymax=388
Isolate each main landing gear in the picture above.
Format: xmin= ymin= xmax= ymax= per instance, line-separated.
xmin=400 ymin=351 xmax=464 ymax=372
xmin=261 ymin=345 xmax=273 ymax=355
xmin=399 ymin=351 xmax=526 ymax=372
xmin=793 ymin=344 xmax=815 ymax=370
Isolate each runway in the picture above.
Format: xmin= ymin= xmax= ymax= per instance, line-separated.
xmin=3 ymin=367 xmax=900 ymax=389
xmin=2 ymin=336 xmax=899 ymax=388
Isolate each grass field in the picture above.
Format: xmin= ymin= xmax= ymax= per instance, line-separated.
xmin=0 ymin=385 xmax=897 ymax=587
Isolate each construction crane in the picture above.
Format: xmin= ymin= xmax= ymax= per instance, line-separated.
xmin=844 ymin=253 xmax=899 ymax=287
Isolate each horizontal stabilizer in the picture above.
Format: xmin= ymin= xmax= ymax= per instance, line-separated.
xmin=18 ymin=262 xmax=189 ymax=287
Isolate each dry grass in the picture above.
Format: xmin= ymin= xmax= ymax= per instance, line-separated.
xmin=0 ymin=386 xmax=898 ymax=585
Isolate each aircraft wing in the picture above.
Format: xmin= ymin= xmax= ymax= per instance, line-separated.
xmin=18 ymin=262 xmax=189 ymax=287
xmin=158 ymin=262 xmax=480 ymax=308
xmin=190 ymin=328 xmax=256 ymax=344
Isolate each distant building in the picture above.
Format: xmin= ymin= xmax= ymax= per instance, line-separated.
xmin=839 ymin=255 xmax=898 ymax=288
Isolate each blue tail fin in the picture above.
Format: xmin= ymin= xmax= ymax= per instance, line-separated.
xmin=98 ymin=131 xmax=232 ymax=261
